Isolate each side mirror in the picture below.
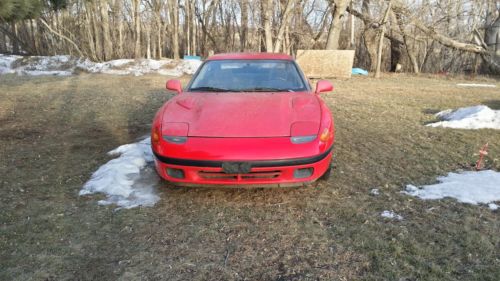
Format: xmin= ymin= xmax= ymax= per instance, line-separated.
xmin=166 ymin=79 xmax=182 ymax=94
xmin=315 ymin=80 xmax=333 ymax=94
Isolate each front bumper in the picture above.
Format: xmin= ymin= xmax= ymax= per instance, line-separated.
xmin=153 ymin=147 xmax=333 ymax=187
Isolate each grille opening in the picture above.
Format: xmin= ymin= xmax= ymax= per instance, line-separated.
xmin=293 ymin=168 xmax=313 ymax=179
xmin=167 ymin=168 xmax=185 ymax=179
xmin=199 ymin=170 xmax=281 ymax=180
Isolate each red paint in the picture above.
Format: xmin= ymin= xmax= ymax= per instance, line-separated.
xmin=166 ymin=79 xmax=182 ymax=94
xmin=162 ymin=92 xmax=320 ymax=137
xmin=315 ymin=80 xmax=334 ymax=94
xmin=161 ymin=122 xmax=188 ymax=136
xmin=152 ymin=53 xmax=335 ymax=187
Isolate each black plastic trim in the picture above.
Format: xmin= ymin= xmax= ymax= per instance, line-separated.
xmin=153 ymin=146 xmax=333 ymax=168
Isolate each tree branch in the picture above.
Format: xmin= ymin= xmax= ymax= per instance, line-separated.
xmin=391 ymin=1 xmax=487 ymax=54
xmin=38 ymin=18 xmax=84 ymax=57
xmin=346 ymin=6 xmax=404 ymax=45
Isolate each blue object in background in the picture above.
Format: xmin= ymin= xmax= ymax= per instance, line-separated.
xmin=352 ymin=68 xmax=368 ymax=75
xmin=184 ymin=55 xmax=201 ymax=60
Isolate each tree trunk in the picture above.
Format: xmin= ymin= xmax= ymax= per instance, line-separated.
xmin=284 ymin=25 xmax=291 ymax=54
xmin=12 ymin=23 xmax=19 ymax=54
xmin=84 ymin=3 xmax=98 ymax=61
xmin=262 ymin=0 xmax=273 ymax=52
xmin=114 ymin=0 xmax=123 ymax=58
xmin=90 ymin=2 xmax=102 ymax=60
xmin=393 ymin=10 xmax=419 ymax=73
xmin=349 ymin=1 xmax=355 ymax=48
xmin=325 ymin=0 xmax=350 ymax=50
xmin=191 ymin=1 xmax=196 ymax=55
xmin=186 ymin=0 xmax=191 ymax=56
xmin=133 ymin=0 xmax=141 ymax=58
xmin=375 ymin=1 xmax=391 ymax=78
xmin=273 ymin=0 xmax=296 ymax=53
xmin=0 ymin=31 xmax=7 ymax=53
xmin=30 ymin=19 xmax=39 ymax=54
xmin=99 ymin=0 xmax=113 ymax=60
xmin=170 ymin=0 xmax=180 ymax=59
xmin=388 ymin=9 xmax=402 ymax=72
xmin=239 ymin=0 xmax=248 ymax=51
xmin=359 ymin=0 xmax=377 ymax=71
xmin=156 ymin=15 xmax=162 ymax=58
xmin=146 ymin=24 xmax=151 ymax=59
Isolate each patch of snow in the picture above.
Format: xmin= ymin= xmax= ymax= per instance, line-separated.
xmin=456 ymin=83 xmax=497 ymax=88
xmin=178 ymin=59 xmax=203 ymax=75
xmin=404 ymin=170 xmax=500 ymax=209
xmin=106 ymin=59 xmax=136 ymax=68
xmin=380 ymin=210 xmax=403 ymax=220
xmin=18 ymin=70 xmax=73 ymax=76
xmin=0 ymin=54 xmax=21 ymax=74
xmin=370 ymin=188 xmax=380 ymax=195
xmin=79 ymin=137 xmax=160 ymax=209
xmin=158 ymin=59 xmax=202 ymax=76
xmin=427 ymin=105 xmax=500 ymax=129
xmin=488 ymin=203 xmax=498 ymax=210
xmin=0 ymin=55 xmax=201 ymax=77
xmin=76 ymin=58 xmax=174 ymax=76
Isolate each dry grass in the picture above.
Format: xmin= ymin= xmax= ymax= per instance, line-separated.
xmin=1 ymin=73 xmax=499 ymax=281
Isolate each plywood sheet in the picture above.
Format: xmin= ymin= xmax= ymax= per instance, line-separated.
xmin=296 ymin=50 xmax=355 ymax=79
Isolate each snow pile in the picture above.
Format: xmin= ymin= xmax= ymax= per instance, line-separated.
xmin=427 ymin=105 xmax=500 ymax=129
xmin=0 ymin=54 xmax=202 ymax=77
xmin=380 ymin=210 xmax=403 ymax=220
xmin=13 ymin=55 xmax=75 ymax=76
xmin=456 ymin=83 xmax=497 ymax=88
xmin=76 ymin=57 xmax=201 ymax=76
xmin=404 ymin=170 xmax=500 ymax=210
xmin=79 ymin=137 xmax=160 ymax=209
xmin=0 ymin=54 xmax=21 ymax=74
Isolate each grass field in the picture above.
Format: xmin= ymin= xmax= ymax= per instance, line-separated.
xmin=1 ymin=73 xmax=499 ymax=280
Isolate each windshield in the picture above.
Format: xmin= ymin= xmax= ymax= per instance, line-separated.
xmin=187 ymin=60 xmax=308 ymax=92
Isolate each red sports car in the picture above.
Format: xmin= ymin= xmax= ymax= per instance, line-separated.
xmin=151 ymin=53 xmax=334 ymax=187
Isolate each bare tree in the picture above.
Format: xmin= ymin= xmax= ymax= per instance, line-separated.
xmin=1 ymin=0 xmax=497 ymax=74
xmin=274 ymin=0 xmax=296 ymax=52
xmin=375 ymin=1 xmax=391 ymax=78
xmin=325 ymin=0 xmax=350 ymax=50
xmin=239 ymin=0 xmax=249 ymax=51
xmin=262 ymin=0 xmax=273 ymax=52
xmin=99 ymin=0 xmax=113 ymax=60
xmin=169 ymin=0 xmax=180 ymax=59
xmin=133 ymin=0 xmax=141 ymax=58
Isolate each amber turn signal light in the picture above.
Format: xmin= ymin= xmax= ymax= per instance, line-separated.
xmin=152 ymin=127 xmax=160 ymax=145
xmin=319 ymin=128 xmax=332 ymax=142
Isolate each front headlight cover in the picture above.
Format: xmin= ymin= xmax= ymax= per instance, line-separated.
xmin=163 ymin=136 xmax=187 ymax=144
xmin=291 ymin=135 xmax=317 ymax=144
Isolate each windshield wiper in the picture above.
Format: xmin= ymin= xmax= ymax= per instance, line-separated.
xmin=189 ymin=86 xmax=232 ymax=92
xmin=240 ymin=87 xmax=290 ymax=92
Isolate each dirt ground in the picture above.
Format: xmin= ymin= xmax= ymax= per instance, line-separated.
xmin=1 ymin=73 xmax=499 ymax=281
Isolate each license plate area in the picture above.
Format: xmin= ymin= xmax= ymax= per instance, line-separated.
xmin=222 ymin=162 xmax=252 ymax=174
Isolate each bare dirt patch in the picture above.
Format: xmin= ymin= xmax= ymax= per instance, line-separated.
xmin=1 ymin=74 xmax=499 ymax=280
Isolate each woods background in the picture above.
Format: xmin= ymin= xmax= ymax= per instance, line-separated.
xmin=0 ymin=0 xmax=499 ymax=74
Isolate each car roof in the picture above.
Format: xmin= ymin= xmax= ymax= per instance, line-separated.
xmin=206 ymin=52 xmax=294 ymax=61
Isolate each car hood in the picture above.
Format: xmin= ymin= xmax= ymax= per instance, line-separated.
xmin=162 ymin=92 xmax=321 ymax=138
